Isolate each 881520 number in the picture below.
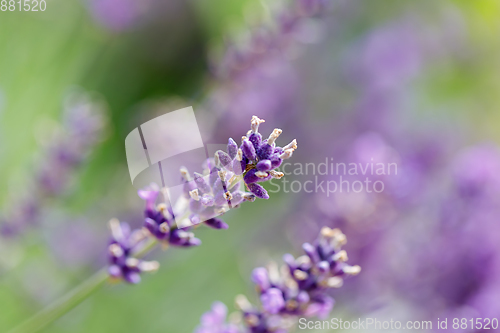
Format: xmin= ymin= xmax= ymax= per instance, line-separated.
xmin=1 ymin=0 xmax=47 ymax=11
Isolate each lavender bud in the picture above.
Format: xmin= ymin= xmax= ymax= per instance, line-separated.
xmin=229 ymin=191 xmax=245 ymax=206
xmin=233 ymin=158 xmax=246 ymax=175
xmin=257 ymin=142 xmax=274 ymax=160
xmin=260 ymin=288 xmax=285 ymax=314
xmin=256 ymin=160 xmax=272 ymax=171
xmin=251 ymin=115 xmax=265 ymax=133
xmin=183 ymin=180 xmax=198 ymax=199
xmin=227 ymin=138 xmax=239 ymax=159
xmin=108 ymin=265 xmax=122 ymax=278
xmin=193 ymin=172 xmax=211 ymax=194
xmin=124 ymin=271 xmax=141 ymax=284
xmin=200 ymin=194 xmax=215 ymax=206
xmin=279 ymin=149 xmax=294 ymax=159
xmin=137 ymin=184 xmax=159 ymax=210
xmin=244 ymin=169 xmax=271 ymax=184
xmin=270 ymin=155 xmax=283 ymax=169
xmin=249 ymin=132 xmax=262 ymax=150
xmin=242 ymin=139 xmax=257 ymax=161
xmin=144 ymin=217 xmax=158 ymax=235
xmin=208 ymin=167 xmax=220 ymax=187
xmin=189 ymin=198 xmax=204 ymax=213
xmin=243 ymin=192 xmax=256 ymax=202
xmin=252 ymin=267 xmax=271 ymax=291
xmin=204 ymin=218 xmax=229 ymax=229
xmin=214 ymin=190 xmax=229 ymax=206
xmin=189 ymin=189 xmax=200 ymax=201
xmin=216 ymin=150 xmax=233 ymax=171
xmin=169 ymin=229 xmax=201 ymax=247
xmin=247 ymin=183 xmax=269 ymax=199
xmin=213 ymin=178 xmax=225 ymax=194
xmin=189 ymin=214 xmax=201 ymax=226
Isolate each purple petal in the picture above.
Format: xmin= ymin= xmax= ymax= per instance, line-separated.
xmin=194 ymin=172 xmax=211 ymax=194
xmin=227 ymin=138 xmax=239 ymax=159
xmin=124 ymin=271 xmax=141 ymax=284
xmin=242 ymin=140 xmax=257 ymax=161
xmin=260 ymin=288 xmax=285 ymax=314
xmin=257 ymin=143 xmax=274 ymax=160
xmin=216 ymin=150 xmax=233 ymax=171
xmin=247 ymin=183 xmax=269 ymax=199
xmin=138 ymin=185 xmax=160 ymax=209
xmin=108 ymin=265 xmax=122 ymax=278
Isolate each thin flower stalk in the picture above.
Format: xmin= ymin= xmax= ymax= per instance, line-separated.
xmin=10 ymin=116 xmax=297 ymax=333
xmin=110 ymin=116 xmax=297 ymax=283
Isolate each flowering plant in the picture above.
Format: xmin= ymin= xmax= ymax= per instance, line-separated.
xmin=10 ymin=116 xmax=306 ymax=333
xmin=108 ymin=116 xmax=298 ymax=284
xmin=196 ymin=227 xmax=360 ymax=333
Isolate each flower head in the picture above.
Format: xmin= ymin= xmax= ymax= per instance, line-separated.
xmin=195 ymin=227 xmax=360 ymax=332
xmin=195 ymin=302 xmax=240 ymax=333
xmin=109 ymin=116 xmax=297 ymax=283
xmin=226 ymin=116 xmax=297 ymax=199
xmin=107 ymin=219 xmax=159 ymax=284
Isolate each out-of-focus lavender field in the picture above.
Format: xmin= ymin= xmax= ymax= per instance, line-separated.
xmin=1 ymin=0 xmax=500 ymax=332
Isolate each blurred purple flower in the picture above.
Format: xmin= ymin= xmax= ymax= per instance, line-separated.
xmin=196 ymin=302 xmax=240 ymax=333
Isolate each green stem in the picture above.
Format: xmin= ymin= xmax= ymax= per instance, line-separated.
xmin=9 ymin=268 xmax=108 ymax=333
xmin=9 ymin=239 xmax=159 ymax=333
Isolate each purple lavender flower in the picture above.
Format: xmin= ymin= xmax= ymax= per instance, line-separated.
xmin=223 ymin=116 xmax=296 ymax=199
xmin=107 ymin=219 xmax=159 ymax=284
xmin=109 ymin=116 xmax=297 ymax=283
xmin=195 ymin=227 xmax=360 ymax=332
xmin=215 ymin=0 xmax=328 ymax=81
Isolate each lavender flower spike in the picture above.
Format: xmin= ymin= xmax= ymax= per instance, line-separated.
xmin=195 ymin=227 xmax=360 ymax=332
xmin=108 ymin=115 xmax=297 ymax=283
xmin=219 ymin=116 xmax=298 ymax=200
